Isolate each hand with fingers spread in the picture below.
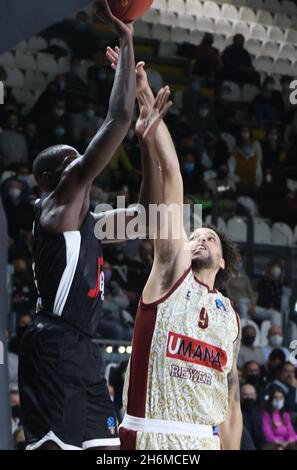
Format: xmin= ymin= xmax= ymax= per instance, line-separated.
xmin=106 ymin=45 xmax=148 ymax=94
xmin=94 ymin=0 xmax=134 ymax=39
xmin=135 ymin=86 xmax=173 ymax=142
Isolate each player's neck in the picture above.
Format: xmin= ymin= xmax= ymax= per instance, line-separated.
xmin=193 ymin=268 xmax=216 ymax=291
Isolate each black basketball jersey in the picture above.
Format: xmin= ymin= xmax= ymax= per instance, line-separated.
xmin=32 ymin=200 xmax=104 ymax=337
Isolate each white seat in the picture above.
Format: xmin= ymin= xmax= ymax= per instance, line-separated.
xmin=282 ymin=0 xmax=297 ymax=16
xmin=272 ymin=58 xmax=292 ymax=75
xmin=49 ymin=38 xmax=70 ymax=52
xmin=134 ymin=21 xmax=151 ymax=38
xmin=232 ymin=21 xmax=251 ymax=38
xmin=159 ymin=10 xmax=178 ymax=26
xmin=240 ymin=319 xmax=261 ymax=347
xmin=142 ymin=8 xmax=160 ymax=23
xmin=202 ymin=1 xmax=221 ymax=18
xmin=171 ymin=27 xmax=190 ymax=43
xmin=253 ymin=56 xmax=273 ymax=74
xmin=285 ymin=29 xmax=297 ymax=44
xmin=268 ymin=26 xmax=285 ymax=42
xmin=205 ymin=215 xmax=227 ymax=232
xmin=253 ymin=217 xmax=271 ymax=244
xmin=185 ymin=0 xmax=203 ymax=15
xmin=188 ymin=29 xmax=204 ymax=45
xmin=238 ymin=7 xmax=257 ymax=23
xmin=245 ymin=38 xmax=263 ymax=56
xmin=274 ymin=13 xmax=292 ymax=29
xmin=271 ymin=222 xmax=293 ymax=246
xmin=260 ymin=320 xmax=271 ymax=347
xmin=58 ymin=57 xmax=70 ymax=74
xmin=14 ymin=51 xmax=36 ymax=70
xmin=24 ymin=70 xmax=47 ymax=90
xmin=263 ymin=0 xmax=282 ymax=14
xmin=37 ymin=53 xmax=58 ymax=75
xmin=159 ymin=41 xmax=178 ymax=57
xmin=248 ymin=0 xmax=264 ymax=9
xmin=5 ymin=69 xmax=24 ymax=88
xmin=262 ymin=41 xmax=280 ymax=60
xmin=151 ymin=24 xmax=171 ymax=41
xmin=152 ymin=0 xmax=167 ymax=10
xmin=242 ymin=83 xmax=260 ymax=102
xmin=12 ymin=88 xmax=34 ymax=108
xmin=214 ymin=18 xmax=232 ymax=36
xmin=11 ymin=40 xmax=27 ymax=52
xmin=176 ymin=12 xmax=198 ymax=29
xmin=147 ymin=68 xmax=164 ymax=91
xmin=79 ymin=60 xmax=92 ymax=82
xmin=227 ymin=217 xmax=247 ymax=242
xmin=221 ymin=4 xmax=239 ymax=21
xmin=167 ymin=0 xmax=186 ymax=13
xmin=223 ymin=80 xmax=241 ymax=101
xmin=293 ymin=225 xmax=297 ymax=244
xmin=213 ymin=33 xmax=229 ymax=52
xmin=256 ymin=10 xmax=274 ymax=27
xmin=196 ymin=17 xmax=215 ymax=32
xmin=0 ymin=52 xmax=15 ymax=68
xmin=291 ymin=60 xmax=297 ymax=76
xmin=27 ymin=36 xmax=47 ymax=52
xmin=250 ymin=24 xmax=268 ymax=41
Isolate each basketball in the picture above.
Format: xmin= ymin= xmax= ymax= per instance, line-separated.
xmin=108 ymin=0 xmax=154 ymax=22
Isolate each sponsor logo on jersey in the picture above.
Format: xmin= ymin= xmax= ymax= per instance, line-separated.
xmin=215 ymin=299 xmax=226 ymax=311
xmin=185 ymin=290 xmax=192 ymax=300
xmin=106 ymin=416 xmax=116 ymax=435
xmin=169 ymin=364 xmax=212 ymax=385
xmin=166 ymin=331 xmax=227 ymax=372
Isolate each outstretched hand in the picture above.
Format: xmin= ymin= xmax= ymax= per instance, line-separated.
xmin=106 ymin=45 xmax=148 ymax=93
xmin=94 ymin=0 xmax=133 ymax=39
xmin=135 ymin=86 xmax=172 ymax=142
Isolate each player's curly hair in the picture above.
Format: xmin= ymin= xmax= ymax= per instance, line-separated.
xmin=203 ymin=224 xmax=239 ymax=290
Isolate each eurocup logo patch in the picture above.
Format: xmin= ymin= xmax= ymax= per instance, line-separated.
xmin=107 ymin=416 xmax=116 ymax=435
xmin=215 ymin=299 xmax=226 ymax=312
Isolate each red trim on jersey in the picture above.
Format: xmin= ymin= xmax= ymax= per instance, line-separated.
xmin=230 ymin=301 xmax=241 ymax=343
xmin=193 ymin=276 xmax=217 ymax=293
xmin=140 ymin=266 xmax=192 ymax=308
xmin=87 ymin=256 xmax=103 ymax=298
xmin=127 ymin=268 xmax=191 ymax=418
xmin=119 ymin=427 xmax=137 ymax=450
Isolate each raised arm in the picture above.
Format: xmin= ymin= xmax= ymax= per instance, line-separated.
xmin=219 ymin=329 xmax=243 ymax=450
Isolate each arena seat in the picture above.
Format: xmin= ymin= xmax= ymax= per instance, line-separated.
xmin=158 ymin=41 xmax=178 ymax=56
xmin=245 ymin=38 xmax=263 ymax=56
xmin=37 ymin=53 xmax=58 ymax=75
xmin=187 ymin=29 xmax=204 ymax=44
xmin=15 ymin=51 xmax=36 ymax=71
xmin=271 ymin=222 xmax=293 ymax=246
xmin=176 ymin=12 xmax=198 ymax=29
xmin=49 ymin=38 xmax=71 ymax=52
xmin=232 ymin=21 xmax=251 ymax=38
xmin=202 ymin=1 xmax=222 ymax=18
xmin=253 ymin=56 xmax=273 ymax=74
xmin=152 ymin=0 xmax=167 ymax=10
xmin=134 ymin=21 xmax=151 ymax=38
xmin=205 ymin=215 xmax=227 ymax=233
xmin=238 ymin=6 xmax=257 ymax=24
xmin=260 ymin=320 xmax=271 ymax=347
xmin=214 ymin=18 xmax=232 ymax=36
xmin=272 ymin=58 xmax=293 ymax=76
xmin=221 ymin=4 xmax=240 ymax=21
xmin=263 ymin=0 xmax=282 ymax=14
xmin=267 ymin=26 xmax=286 ymax=42
xmin=185 ymin=0 xmax=203 ymax=15
xmin=253 ymin=217 xmax=272 ymax=244
xmin=196 ymin=16 xmax=215 ymax=33
xmin=27 ymin=36 xmax=47 ymax=52
xmin=167 ymin=0 xmax=186 ymax=13
xmin=227 ymin=217 xmax=248 ymax=242
xmin=262 ymin=41 xmax=280 ymax=60
xmin=0 ymin=52 xmax=15 ymax=68
xmin=142 ymin=8 xmax=160 ymax=23
xmin=274 ymin=13 xmax=292 ymax=30
xmin=159 ymin=10 xmax=178 ymax=27
xmin=171 ymin=26 xmax=190 ymax=42
xmin=250 ymin=23 xmax=268 ymax=41
xmin=285 ymin=29 xmax=297 ymax=44
xmin=152 ymin=24 xmax=171 ymax=41
xmin=24 ymin=70 xmax=47 ymax=90
xmin=5 ymin=68 xmax=24 ymax=88
xmin=223 ymin=80 xmax=242 ymax=101
xmin=242 ymin=83 xmax=261 ymax=102
xmin=282 ymin=0 xmax=297 ymax=16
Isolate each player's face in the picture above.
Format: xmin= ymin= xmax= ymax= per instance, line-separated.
xmin=189 ymin=228 xmax=225 ymax=272
xmin=51 ymin=149 xmax=80 ymax=185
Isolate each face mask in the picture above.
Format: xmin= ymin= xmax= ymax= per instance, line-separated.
xmin=242 ymin=398 xmax=256 ymax=409
xmin=266 ymin=84 xmax=274 ymax=92
xmin=54 ymin=127 xmax=65 ymax=137
xmin=266 ymin=174 xmax=273 ymax=183
xmin=54 ymin=108 xmax=64 ymax=118
xmin=246 ymin=374 xmax=260 ymax=386
xmin=200 ymin=109 xmax=209 ymax=117
xmin=241 ymin=146 xmax=253 ymax=157
xmin=27 ymin=130 xmax=36 ymax=138
xmin=11 ymin=405 xmax=21 ymax=419
xmin=85 ymin=109 xmax=95 ymax=118
xmin=84 ymin=137 xmax=92 ymax=145
xmin=97 ymin=70 xmax=107 ymax=81
xmin=104 ymin=269 xmax=112 ymax=283
xmin=235 ymin=261 xmax=244 ymax=272
xmin=241 ymin=131 xmax=250 ymax=140
xmin=269 ymin=132 xmax=278 ymax=141
xmin=9 ymin=188 xmax=21 ymax=199
xmin=59 ymin=81 xmax=66 ymax=91
xmin=270 ymin=334 xmax=283 ymax=347
xmin=272 ymin=399 xmax=284 ymax=411
xmin=76 ymin=21 xmax=88 ymax=31
xmin=242 ymin=335 xmax=255 ymax=347
xmin=271 ymin=266 xmax=281 ymax=278
xmin=183 ymin=163 xmax=195 ymax=173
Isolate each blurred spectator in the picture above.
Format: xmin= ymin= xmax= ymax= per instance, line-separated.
xmin=108 ymin=360 xmax=128 ymax=423
xmin=192 ymin=33 xmax=221 ymax=80
xmin=64 ymin=58 xmax=89 ymax=112
xmin=88 ymin=50 xmax=111 ymax=107
xmin=188 ymin=99 xmax=220 ymax=145
xmin=12 ymin=427 xmax=26 ymax=450
xmin=221 ymin=34 xmax=260 ymax=86
xmin=31 ymin=74 xmax=67 ymax=117
xmin=261 ymin=127 xmax=287 ymax=172
xmin=225 ymin=254 xmax=281 ymax=325
xmin=9 ymin=311 xmax=33 ymax=354
xmin=40 ymin=97 xmax=73 ymax=146
xmin=10 ymin=389 xmax=22 ymax=434
xmin=241 ymin=383 xmax=265 ymax=449
xmin=180 ymin=152 xmax=206 ymax=196
xmin=262 ymin=326 xmax=291 ymax=362
xmin=253 ymin=77 xmax=283 ymax=124
xmin=71 ymin=100 xmax=104 ymax=141
xmin=23 ymin=121 xmax=45 ymax=163
xmin=0 ymin=112 xmax=28 ymax=168
xmin=270 ymin=362 xmax=297 ymax=412
xmin=238 ymin=325 xmax=265 ymax=368
xmin=262 ymin=386 xmax=297 ymax=445
xmin=242 ymin=360 xmax=266 ymax=407
xmin=228 ymin=125 xmax=263 ymax=191
xmin=262 ymin=349 xmax=286 ymax=383
xmin=258 ymin=260 xmax=285 ymax=312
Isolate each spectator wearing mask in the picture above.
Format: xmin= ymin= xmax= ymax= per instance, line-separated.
xmin=9 ymin=311 xmax=33 ymax=354
xmin=88 ymin=50 xmax=111 ymax=107
xmin=262 ymin=386 xmax=297 ymax=446
xmin=241 ymin=383 xmax=265 ymax=449
xmin=253 ymin=77 xmax=283 ymax=124
xmin=64 ymin=58 xmax=89 ymax=112
xmin=228 ymin=126 xmax=263 ymax=191
xmin=262 ymin=349 xmax=286 ymax=384
xmin=192 ymin=33 xmax=221 ymax=80
xmin=40 ymin=97 xmax=73 ymax=146
xmin=242 ymin=360 xmax=266 ymax=406
xmin=280 ymin=75 xmax=295 ymax=121
xmin=0 ymin=112 xmax=28 ymax=168
xmin=188 ymin=99 xmax=220 ymax=145
xmin=269 ymin=362 xmax=297 ymax=413
xmin=182 ymin=76 xmax=204 ymax=118
xmin=10 ymin=388 xmax=22 ymax=434
xmin=1 ymin=178 xmax=33 ymax=241
xmin=261 ymin=127 xmax=287 ymax=173
xmin=24 ymin=121 xmax=45 ymax=163
xmin=108 ymin=361 xmax=129 ymax=423
xmin=31 ymin=74 xmax=67 ymax=118
xmin=258 ymin=260 xmax=285 ymax=312
xmin=180 ymin=152 xmax=205 ymax=196
xmin=221 ymin=34 xmax=260 ymax=86
xmin=71 ymin=100 xmax=104 ymax=141
xmin=225 ymin=254 xmax=282 ymax=326
xmin=262 ymin=326 xmax=291 ymax=362
xmin=238 ymin=325 xmax=265 ymax=368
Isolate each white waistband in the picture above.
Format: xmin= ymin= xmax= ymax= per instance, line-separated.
xmin=120 ymin=414 xmax=214 ymax=438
